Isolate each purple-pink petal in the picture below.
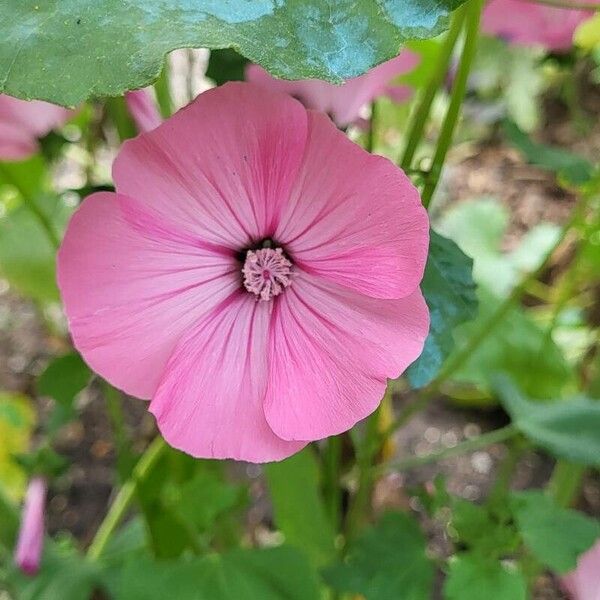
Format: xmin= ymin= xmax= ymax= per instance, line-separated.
xmin=562 ymin=539 xmax=600 ymax=600
xmin=14 ymin=477 xmax=46 ymax=576
xmin=0 ymin=95 xmax=73 ymax=161
xmin=482 ymin=0 xmax=595 ymax=51
xmin=125 ymin=89 xmax=163 ymax=133
xmin=246 ymin=50 xmax=420 ymax=127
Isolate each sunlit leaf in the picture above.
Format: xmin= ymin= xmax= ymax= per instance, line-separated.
xmin=0 ymin=0 xmax=467 ymax=106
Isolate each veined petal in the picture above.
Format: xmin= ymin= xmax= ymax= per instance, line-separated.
xmin=151 ymin=293 xmax=305 ymax=462
xmin=277 ymin=111 xmax=428 ymax=300
xmin=264 ymin=272 xmax=429 ymax=441
xmin=113 ymin=82 xmax=308 ymax=250
xmin=57 ymin=192 xmax=239 ymax=399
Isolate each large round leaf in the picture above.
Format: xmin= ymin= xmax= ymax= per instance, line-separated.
xmin=1 ymin=0 xmax=466 ymax=106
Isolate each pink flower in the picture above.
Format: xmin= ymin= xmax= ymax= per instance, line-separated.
xmin=245 ymin=51 xmax=420 ymax=128
xmin=482 ymin=0 xmax=595 ymax=51
xmin=14 ymin=477 xmax=46 ymax=576
xmin=0 ymin=95 xmax=73 ymax=161
xmin=562 ymin=539 xmax=600 ymax=600
xmin=125 ymin=89 xmax=162 ymax=133
xmin=57 ymin=82 xmax=429 ymax=463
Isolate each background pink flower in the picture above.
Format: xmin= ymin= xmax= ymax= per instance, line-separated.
xmin=14 ymin=477 xmax=46 ymax=576
xmin=245 ymin=51 xmax=420 ymax=128
xmin=562 ymin=539 xmax=600 ymax=600
xmin=482 ymin=0 xmax=595 ymax=51
xmin=0 ymin=95 xmax=73 ymax=161
xmin=125 ymin=89 xmax=162 ymax=133
xmin=58 ymin=82 xmax=429 ymax=463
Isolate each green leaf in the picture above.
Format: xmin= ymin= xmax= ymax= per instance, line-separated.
xmin=443 ymin=553 xmax=527 ymax=600
xmin=114 ymin=546 xmax=321 ymax=600
xmin=37 ymin=352 xmax=91 ymax=433
xmin=450 ymin=289 xmax=574 ymax=399
xmin=407 ymin=230 xmax=478 ymax=388
xmin=0 ymin=0 xmax=468 ymax=106
xmin=510 ymin=491 xmax=600 ymax=573
xmin=38 ymin=353 xmax=91 ymax=406
xmin=265 ymin=447 xmax=336 ymax=566
xmin=450 ymin=500 xmax=519 ymax=557
xmin=439 ymin=198 xmax=561 ymax=298
xmin=324 ymin=512 xmax=434 ymax=600
xmin=0 ymin=192 xmax=72 ymax=303
xmin=503 ymin=120 xmax=595 ymax=186
xmin=494 ymin=376 xmax=600 ymax=466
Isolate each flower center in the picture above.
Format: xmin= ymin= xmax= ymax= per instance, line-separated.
xmin=242 ymin=247 xmax=292 ymax=301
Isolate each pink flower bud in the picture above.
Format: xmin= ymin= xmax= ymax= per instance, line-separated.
xmin=125 ymin=89 xmax=162 ymax=133
xmin=14 ymin=477 xmax=47 ymax=576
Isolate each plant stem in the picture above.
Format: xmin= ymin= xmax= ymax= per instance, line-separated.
xmin=0 ymin=164 xmax=60 ymax=249
xmin=421 ymin=0 xmax=484 ymax=209
xmin=400 ymin=7 xmax=466 ymax=171
xmin=87 ymin=436 xmax=167 ymax=560
xmin=547 ymin=460 xmax=586 ymax=507
xmin=322 ymin=435 xmax=343 ymax=530
xmin=103 ymin=382 xmax=137 ymax=482
xmin=345 ymin=407 xmax=381 ymax=540
xmin=380 ymin=424 xmax=518 ymax=474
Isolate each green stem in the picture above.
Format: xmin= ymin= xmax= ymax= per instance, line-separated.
xmin=0 ymin=164 xmax=60 ymax=249
xmin=400 ymin=7 xmax=466 ymax=171
xmin=380 ymin=424 xmax=518 ymax=474
xmin=87 ymin=436 xmax=167 ymax=560
xmin=103 ymin=382 xmax=136 ymax=482
xmin=487 ymin=439 xmax=524 ymax=508
xmin=154 ymin=64 xmax=173 ymax=118
xmin=345 ymin=408 xmax=381 ymax=540
xmin=547 ymin=461 xmax=586 ymax=508
xmin=322 ymin=435 xmax=343 ymax=530
xmin=421 ymin=0 xmax=484 ymax=209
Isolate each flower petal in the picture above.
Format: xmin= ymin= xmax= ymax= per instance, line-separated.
xmin=150 ymin=294 xmax=305 ymax=462
xmin=276 ymin=111 xmax=429 ymax=300
xmin=264 ymin=272 xmax=429 ymax=441
xmin=57 ymin=192 xmax=239 ymax=399
xmin=113 ymin=82 xmax=308 ymax=250
xmin=0 ymin=121 xmax=39 ymax=160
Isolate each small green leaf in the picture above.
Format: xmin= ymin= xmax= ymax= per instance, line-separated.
xmin=0 ymin=192 xmax=73 ymax=303
xmin=450 ymin=500 xmax=519 ymax=557
xmin=443 ymin=553 xmax=527 ymax=600
xmin=114 ymin=546 xmax=321 ymax=600
xmin=510 ymin=491 xmax=600 ymax=573
xmin=38 ymin=353 xmax=91 ymax=406
xmin=0 ymin=1 xmax=468 ymax=106
xmin=324 ymin=512 xmax=434 ymax=600
xmin=494 ymin=376 xmax=600 ymax=466
xmin=407 ymin=230 xmax=478 ymax=388
xmin=265 ymin=447 xmax=336 ymax=566
xmin=504 ymin=120 xmax=595 ymax=186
